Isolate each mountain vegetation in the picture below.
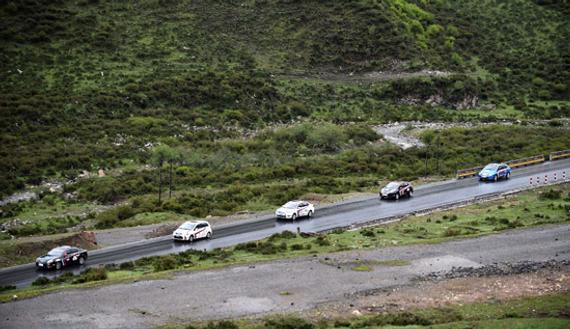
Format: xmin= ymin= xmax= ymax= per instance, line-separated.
xmin=1 ymin=0 xmax=569 ymax=228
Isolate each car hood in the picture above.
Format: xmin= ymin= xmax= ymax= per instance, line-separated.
xmin=381 ymin=187 xmax=398 ymax=194
xmin=37 ymin=255 xmax=59 ymax=263
xmin=276 ymin=207 xmax=295 ymax=214
xmin=173 ymin=228 xmax=191 ymax=235
xmin=479 ymin=169 xmax=496 ymax=176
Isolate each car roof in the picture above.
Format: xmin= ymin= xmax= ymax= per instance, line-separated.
xmin=181 ymin=220 xmax=209 ymax=225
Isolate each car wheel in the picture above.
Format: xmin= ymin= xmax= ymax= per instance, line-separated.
xmin=506 ymin=172 xmax=510 ymax=180
xmin=291 ymin=213 xmax=297 ymax=221
xmin=78 ymin=257 xmax=85 ymax=265
xmin=189 ymin=235 xmax=194 ymax=243
xmin=55 ymin=262 xmax=62 ymax=270
xmin=408 ymin=190 xmax=413 ymax=197
xmin=308 ymin=210 xmax=313 ymax=218
xmin=207 ymin=232 xmax=212 ymax=239
xmin=395 ymin=193 xmax=400 ymax=200
xmin=494 ymin=175 xmax=498 ymax=182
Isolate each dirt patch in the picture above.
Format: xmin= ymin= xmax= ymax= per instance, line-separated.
xmin=0 ymin=231 xmax=98 ymax=267
xmin=309 ymin=265 xmax=570 ymax=319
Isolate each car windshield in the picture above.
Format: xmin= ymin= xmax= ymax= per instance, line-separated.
xmin=47 ymin=249 xmax=65 ymax=257
xmin=282 ymin=202 xmax=299 ymax=209
xmin=483 ymin=164 xmax=499 ymax=171
xmin=385 ymin=182 xmax=400 ymax=189
xmin=179 ymin=223 xmax=196 ymax=230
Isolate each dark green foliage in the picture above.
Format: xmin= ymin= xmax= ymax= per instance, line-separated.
xmin=268 ymin=231 xmax=297 ymax=241
xmin=72 ymin=267 xmax=108 ymax=283
xmin=360 ymin=229 xmax=376 ymax=237
xmin=0 ymin=285 xmax=16 ymax=292
xmin=264 ymin=316 xmax=315 ymax=329
xmin=152 ymin=255 xmax=178 ymax=272
xmin=206 ymin=320 xmax=239 ymax=329
xmin=31 ymin=276 xmax=51 ymax=286
xmin=540 ymin=189 xmax=562 ymax=200
xmin=234 ymin=241 xmax=287 ymax=255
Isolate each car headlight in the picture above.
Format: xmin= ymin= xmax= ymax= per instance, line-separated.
xmin=47 ymin=260 xmax=53 ymax=264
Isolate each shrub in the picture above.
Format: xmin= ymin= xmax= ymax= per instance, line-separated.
xmin=268 ymin=230 xmax=297 ymax=241
xmin=119 ymin=261 xmax=135 ymax=270
xmin=32 ymin=276 xmax=51 ymax=286
xmin=360 ymin=229 xmax=375 ymax=237
xmin=73 ymin=267 xmax=108 ymax=284
xmin=152 ymin=255 xmax=177 ymax=272
xmin=314 ymin=236 xmax=331 ymax=246
xmin=443 ymin=228 xmax=462 ymax=237
xmin=290 ymin=244 xmax=304 ymax=251
xmin=540 ymin=189 xmax=562 ymax=200
xmin=206 ymin=320 xmax=239 ymax=329
xmin=264 ymin=316 xmax=315 ymax=329
xmin=0 ymin=285 xmax=16 ymax=292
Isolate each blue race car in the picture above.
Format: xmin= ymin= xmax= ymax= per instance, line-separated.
xmin=478 ymin=163 xmax=511 ymax=182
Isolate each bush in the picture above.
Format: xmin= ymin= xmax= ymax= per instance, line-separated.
xmin=360 ymin=229 xmax=376 ymax=237
xmin=540 ymin=189 xmax=562 ymax=200
xmin=32 ymin=276 xmax=51 ymax=286
xmin=73 ymin=267 xmax=108 ymax=284
xmin=268 ymin=230 xmax=297 ymax=241
xmin=119 ymin=261 xmax=135 ymax=270
xmin=206 ymin=320 xmax=239 ymax=329
xmin=443 ymin=228 xmax=462 ymax=237
xmin=152 ymin=255 xmax=178 ymax=272
xmin=264 ymin=316 xmax=315 ymax=329
xmin=0 ymin=285 xmax=16 ymax=292
xmin=314 ymin=236 xmax=331 ymax=246
xmin=290 ymin=243 xmax=304 ymax=251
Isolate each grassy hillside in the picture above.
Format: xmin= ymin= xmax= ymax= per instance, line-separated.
xmin=1 ymin=0 xmax=569 ymax=199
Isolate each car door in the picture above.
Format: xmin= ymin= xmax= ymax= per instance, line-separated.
xmin=67 ymin=248 xmax=79 ymax=262
xmin=298 ymin=202 xmax=308 ymax=216
xmin=497 ymin=165 xmax=507 ymax=177
xmin=195 ymin=223 xmax=205 ymax=238
xmin=399 ymin=183 xmax=406 ymax=196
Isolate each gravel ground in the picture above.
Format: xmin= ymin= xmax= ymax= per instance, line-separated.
xmin=1 ymin=224 xmax=568 ymax=329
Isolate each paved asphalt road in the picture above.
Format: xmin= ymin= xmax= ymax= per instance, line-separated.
xmin=1 ymin=158 xmax=569 ymax=287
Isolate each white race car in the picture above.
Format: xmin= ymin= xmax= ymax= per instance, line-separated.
xmin=275 ymin=201 xmax=314 ymax=220
xmin=172 ymin=221 xmax=212 ymax=242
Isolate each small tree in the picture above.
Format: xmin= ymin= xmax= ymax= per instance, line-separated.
xmin=151 ymin=145 xmax=176 ymax=204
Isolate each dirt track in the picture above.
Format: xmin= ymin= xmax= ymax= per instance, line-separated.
xmin=1 ymin=224 xmax=569 ymax=329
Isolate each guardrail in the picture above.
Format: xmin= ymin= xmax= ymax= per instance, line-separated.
xmin=507 ymin=155 xmax=545 ymax=168
xmin=550 ymin=149 xmax=570 ymax=161
xmin=456 ymin=152 xmax=555 ymax=179
xmin=456 ymin=166 xmax=484 ymax=179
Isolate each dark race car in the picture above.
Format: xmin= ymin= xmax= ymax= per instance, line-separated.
xmin=36 ymin=246 xmax=88 ymax=270
xmin=380 ymin=181 xmax=413 ymax=200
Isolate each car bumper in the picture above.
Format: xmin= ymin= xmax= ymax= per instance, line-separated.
xmin=36 ymin=262 xmax=55 ymax=270
xmin=478 ymin=175 xmax=495 ymax=181
xmin=173 ymin=235 xmax=190 ymax=241
xmin=380 ymin=193 xmax=396 ymax=199
xmin=276 ymin=213 xmax=292 ymax=219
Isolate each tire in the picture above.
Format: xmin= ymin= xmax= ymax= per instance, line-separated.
xmin=395 ymin=193 xmax=400 ymax=200
xmin=291 ymin=213 xmax=297 ymax=221
xmin=494 ymin=175 xmax=498 ymax=182
xmin=78 ymin=257 xmax=85 ymax=265
xmin=308 ymin=210 xmax=313 ymax=218
xmin=55 ymin=262 xmax=62 ymax=270
xmin=206 ymin=232 xmax=212 ymax=239
xmin=506 ymin=172 xmax=510 ymax=180
xmin=408 ymin=190 xmax=414 ymax=198
xmin=189 ymin=235 xmax=194 ymax=243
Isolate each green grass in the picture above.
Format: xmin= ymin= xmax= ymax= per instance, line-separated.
xmin=154 ymin=291 xmax=570 ymax=328
xmin=2 ymin=183 xmax=568 ymax=302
